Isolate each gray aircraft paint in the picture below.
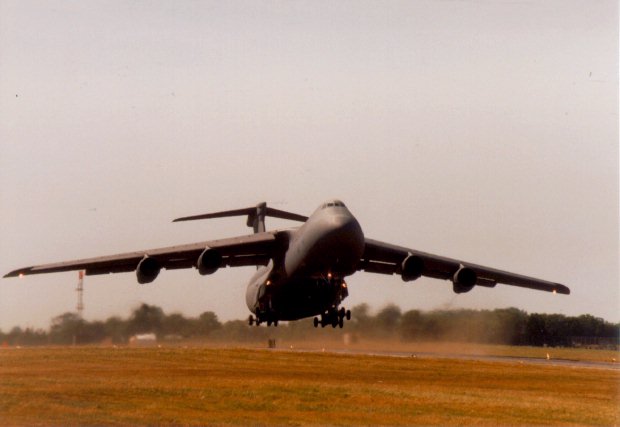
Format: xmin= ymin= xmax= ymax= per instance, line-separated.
xmin=4 ymin=199 xmax=569 ymax=328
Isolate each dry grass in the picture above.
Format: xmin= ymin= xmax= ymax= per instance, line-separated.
xmin=1 ymin=346 xmax=618 ymax=426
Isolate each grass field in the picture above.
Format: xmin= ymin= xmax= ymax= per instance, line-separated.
xmin=1 ymin=345 xmax=618 ymax=426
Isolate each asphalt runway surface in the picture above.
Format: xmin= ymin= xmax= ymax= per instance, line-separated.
xmin=292 ymin=348 xmax=620 ymax=371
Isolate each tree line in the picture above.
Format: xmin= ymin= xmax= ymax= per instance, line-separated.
xmin=1 ymin=303 xmax=618 ymax=348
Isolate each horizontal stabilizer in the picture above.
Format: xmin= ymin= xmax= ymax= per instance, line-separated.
xmin=173 ymin=206 xmax=307 ymax=223
xmin=173 ymin=207 xmax=259 ymax=222
xmin=173 ymin=202 xmax=308 ymax=233
xmin=261 ymin=207 xmax=309 ymax=223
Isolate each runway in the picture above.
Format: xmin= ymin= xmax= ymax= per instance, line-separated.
xmin=287 ymin=347 xmax=620 ymax=371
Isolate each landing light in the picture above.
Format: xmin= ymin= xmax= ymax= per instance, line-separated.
xmin=327 ymin=272 xmax=332 ymax=279
xmin=342 ymin=281 xmax=347 ymax=288
xmin=553 ymin=290 xmax=557 ymax=295
xmin=266 ymin=280 xmax=271 ymax=286
xmin=19 ymin=273 xmax=24 ymax=278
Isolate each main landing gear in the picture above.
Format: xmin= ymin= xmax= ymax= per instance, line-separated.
xmin=313 ymin=307 xmax=351 ymax=328
xmin=248 ymin=315 xmax=278 ymax=327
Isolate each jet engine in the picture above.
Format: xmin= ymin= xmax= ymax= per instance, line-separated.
xmin=401 ymin=255 xmax=424 ymax=282
xmin=452 ymin=266 xmax=477 ymax=294
xmin=136 ymin=256 xmax=161 ymax=284
xmin=197 ymin=248 xmax=222 ymax=275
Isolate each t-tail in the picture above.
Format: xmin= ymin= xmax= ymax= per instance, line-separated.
xmin=173 ymin=202 xmax=308 ymax=234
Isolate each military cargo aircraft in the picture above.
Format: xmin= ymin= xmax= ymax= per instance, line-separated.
xmin=4 ymin=199 xmax=569 ymax=328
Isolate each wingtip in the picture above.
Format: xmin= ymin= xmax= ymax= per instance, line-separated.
xmin=4 ymin=267 xmax=31 ymax=278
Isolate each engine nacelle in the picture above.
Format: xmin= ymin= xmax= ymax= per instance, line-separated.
xmin=452 ymin=266 xmax=477 ymax=294
xmin=401 ymin=255 xmax=424 ymax=282
xmin=197 ymin=248 xmax=222 ymax=275
xmin=136 ymin=256 xmax=161 ymax=284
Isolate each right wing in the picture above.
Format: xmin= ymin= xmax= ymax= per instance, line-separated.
xmin=4 ymin=231 xmax=280 ymax=278
xmin=361 ymin=238 xmax=570 ymax=295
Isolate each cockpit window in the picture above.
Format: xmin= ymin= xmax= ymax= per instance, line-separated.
xmin=322 ymin=200 xmax=346 ymax=209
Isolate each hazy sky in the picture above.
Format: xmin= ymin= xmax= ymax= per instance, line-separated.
xmin=1 ymin=0 xmax=618 ymax=331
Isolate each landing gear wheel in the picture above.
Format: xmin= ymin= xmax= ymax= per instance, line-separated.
xmin=274 ymin=320 xmax=279 ymax=327
xmin=313 ymin=317 xmax=319 ymax=328
xmin=346 ymin=310 xmax=351 ymax=321
xmin=248 ymin=315 xmax=255 ymax=326
xmin=338 ymin=318 xmax=344 ymax=328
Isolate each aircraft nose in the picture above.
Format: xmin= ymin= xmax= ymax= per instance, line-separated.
xmin=325 ymin=214 xmax=364 ymax=248
xmin=327 ymin=214 xmax=356 ymax=233
xmin=329 ymin=214 xmax=351 ymax=229
xmin=316 ymin=213 xmax=365 ymax=275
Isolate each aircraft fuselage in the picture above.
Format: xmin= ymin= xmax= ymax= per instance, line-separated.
xmin=245 ymin=201 xmax=364 ymax=324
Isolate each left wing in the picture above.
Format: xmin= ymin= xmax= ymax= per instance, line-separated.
xmin=4 ymin=231 xmax=278 ymax=278
xmin=360 ymin=238 xmax=570 ymax=295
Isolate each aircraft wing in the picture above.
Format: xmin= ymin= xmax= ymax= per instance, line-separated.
xmin=4 ymin=232 xmax=279 ymax=278
xmin=360 ymin=238 xmax=570 ymax=294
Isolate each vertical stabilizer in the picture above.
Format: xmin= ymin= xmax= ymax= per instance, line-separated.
xmin=246 ymin=202 xmax=267 ymax=234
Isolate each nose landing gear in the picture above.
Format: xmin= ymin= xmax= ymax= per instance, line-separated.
xmin=313 ymin=307 xmax=351 ymax=328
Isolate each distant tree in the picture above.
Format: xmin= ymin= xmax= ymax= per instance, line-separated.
xmin=104 ymin=316 xmax=128 ymax=343
xmin=524 ymin=313 xmax=571 ymax=347
xmin=195 ymin=311 xmax=222 ymax=336
xmin=49 ymin=312 xmax=84 ymax=344
xmin=543 ymin=314 xmax=570 ymax=347
xmin=127 ymin=304 xmax=164 ymax=336
xmin=80 ymin=320 xmax=107 ymax=344
xmin=162 ymin=313 xmax=194 ymax=337
xmin=8 ymin=327 xmax=23 ymax=342
xmin=22 ymin=328 xmax=49 ymax=345
xmin=525 ymin=313 xmax=547 ymax=346
xmin=5 ymin=301 xmax=619 ymax=348
xmin=420 ymin=311 xmax=442 ymax=340
xmin=491 ymin=308 xmax=528 ymax=345
xmin=400 ymin=310 xmax=423 ymax=341
xmin=4 ymin=326 xmax=48 ymax=346
xmin=375 ymin=304 xmax=402 ymax=334
xmin=350 ymin=303 xmax=373 ymax=334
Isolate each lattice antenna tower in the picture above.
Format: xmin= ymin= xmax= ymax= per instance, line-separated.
xmin=76 ymin=270 xmax=84 ymax=318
